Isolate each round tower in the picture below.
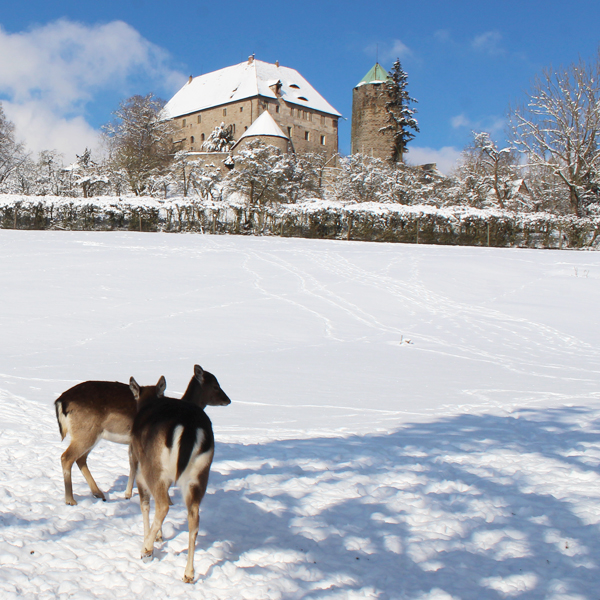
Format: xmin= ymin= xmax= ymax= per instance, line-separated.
xmin=351 ymin=63 xmax=394 ymax=160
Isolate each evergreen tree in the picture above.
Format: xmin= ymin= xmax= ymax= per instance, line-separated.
xmin=202 ymin=123 xmax=235 ymax=152
xmin=381 ymin=59 xmax=419 ymax=163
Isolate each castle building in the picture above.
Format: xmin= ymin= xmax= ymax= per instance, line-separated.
xmin=351 ymin=63 xmax=394 ymax=160
xmin=162 ymin=57 xmax=341 ymax=159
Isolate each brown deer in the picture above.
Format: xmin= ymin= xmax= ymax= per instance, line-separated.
xmin=54 ymin=365 xmax=217 ymax=506
xmin=129 ymin=365 xmax=230 ymax=583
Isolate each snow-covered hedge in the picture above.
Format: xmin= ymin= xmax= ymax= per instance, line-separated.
xmin=1 ymin=194 xmax=599 ymax=249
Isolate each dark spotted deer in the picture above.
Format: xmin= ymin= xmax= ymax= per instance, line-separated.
xmin=129 ymin=365 xmax=230 ymax=583
xmin=54 ymin=365 xmax=218 ymax=505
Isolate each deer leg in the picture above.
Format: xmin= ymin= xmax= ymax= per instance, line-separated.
xmin=60 ymin=437 xmax=97 ymax=505
xmin=141 ymin=482 xmax=170 ymax=561
xmin=76 ymin=452 xmax=106 ymax=501
xmin=125 ymin=446 xmax=137 ymax=500
xmin=183 ymin=470 xmax=209 ymax=583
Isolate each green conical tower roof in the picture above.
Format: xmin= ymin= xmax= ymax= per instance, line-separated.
xmin=356 ymin=63 xmax=390 ymax=86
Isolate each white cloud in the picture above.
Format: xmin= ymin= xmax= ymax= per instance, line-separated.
xmin=364 ymin=39 xmax=412 ymax=64
xmin=3 ymin=100 xmax=102 ymax=161
xmin=0 ymin=19 xmax=185 ymax=161
xmin=434 ymin=30 xmax=453 ymax=44
xmin=451 ymin=113 xmax=505 ymax=135
xmin=405 ymin=146 xmax=462 ymax=175
xmin=472 ymin=31 xmax=504 ymax=56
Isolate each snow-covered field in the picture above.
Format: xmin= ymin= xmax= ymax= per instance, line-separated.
xmin=1 ymin=230 xmax=600 ymax=600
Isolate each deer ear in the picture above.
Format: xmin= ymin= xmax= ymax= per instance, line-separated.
xmin=194 ymin=365 xmax=205 ymax=383
xmin=129 ymin=377 xmax=141 ymax=401
xmin=156 ymin=376 xmax=166 ymax=397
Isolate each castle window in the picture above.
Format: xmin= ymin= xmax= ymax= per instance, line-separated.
xmin=240 ymin=106 xmax=243 ymax=112
xmin=320 ymin=135 xmax=326 ymax=145
xmin=320 ymin=115 xmax=325 ymax=125
xmin=276 ymin=104 xmax=280 ymax=113
xmin=201 ymin=133 xmax=205 ymax=142
xmin=287 ymin=126 xmax=292 ymax=137
xmin=191 ymin=136 xmax=195 ymax=144
xmin=333 ymin=119 xmax=338 ymax=128
xmin=244 ymin=126 xmax=248 ymax=131
xmin=197 ymin=115 xmax=201 ymax=123
xmin=182 ymin=118 xmax=186 ymax=127
xmin=304 ymin=131 xmax=310 ymax=141
xmin=223 ymin=108 xmax=227 ymax=116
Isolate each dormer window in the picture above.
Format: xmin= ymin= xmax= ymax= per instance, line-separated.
xmin=290 ymin=84 xmax=300 ymax=89
xmin=298 ymin=96 xmax=308 ymax=102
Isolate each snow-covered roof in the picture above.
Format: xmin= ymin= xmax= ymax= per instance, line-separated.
xmin=237 ymin=111 xmax=289 ymax=142
xmin=162 ymin=59 xmax=342 ymax=119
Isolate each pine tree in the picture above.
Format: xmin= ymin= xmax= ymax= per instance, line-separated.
xmin=202 ymin=123 xmax=235 ymax=152
xmin=380 ymin=59 xmax=419 ymax=163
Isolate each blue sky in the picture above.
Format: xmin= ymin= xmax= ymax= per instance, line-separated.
xmin=1 ymin=0 xmax=599 ymax=171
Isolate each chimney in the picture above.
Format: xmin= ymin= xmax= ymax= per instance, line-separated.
xmin=188 ymin=75 xmax=193 ymax=84
xmin=248 ymin=55 xmax=254 ymax=64
xmin=275 ymin=60 xmax=279 ymax=67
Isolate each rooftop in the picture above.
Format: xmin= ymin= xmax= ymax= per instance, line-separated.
xmin=355 ymin=63 xmax=391 ymax=87
xmin=162 ymin=58 xmax=342 ymax=120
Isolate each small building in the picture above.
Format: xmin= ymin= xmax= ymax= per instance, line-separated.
xmin=351 ymin=63 xmax=395 ymax=160
xmin=231 ymin=111 xmax=291 ymax=155
xmin=162 ymin=56 xmax=341 ymax=160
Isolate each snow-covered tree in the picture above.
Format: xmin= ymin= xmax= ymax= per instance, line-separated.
xmin=202 ymin=123 xmax=235 ymax=152
xmin=66 ymin=148 xmax=108 ymax=198
xmin=330 ymin=154 xmax=394 ymax=203
xmin=509 ymin=55 xmax=600 ymax=215
xmin=456 ymin=132 xmax=523 ymax=209
xmin=0 ymin=104 xmax=28 ymax=191
xmin=187 ymin=160 xmax=224 ymax=202
xmin=224 ymin=141 xmax=286 ymax=206
xmin=380 ymin=59 xmax=419 ymax=163
xmin=102 ymin=93 xmax=174 ymax=196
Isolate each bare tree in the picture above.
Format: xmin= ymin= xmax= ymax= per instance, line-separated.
xmin=509 ymin=55 xmax=600 ymax=215
xmin=456 ymin=132 xmax=523 ymax=209
xmin=103 ymin=94 xmax=174 ymax=196
xmin=0 ymin=104 xmax=28 ymax=191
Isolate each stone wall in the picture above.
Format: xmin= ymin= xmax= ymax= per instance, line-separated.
xmin=351 ymin=83 xmax=394 ymax=160
xmin=173 ymin=96 xmax=338 ymax=159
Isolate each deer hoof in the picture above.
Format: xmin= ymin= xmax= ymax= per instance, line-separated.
xmin=65 ymin=498 xmax=77 ymax=506
xmin=183 ymin=574 xmax=194 ymax=584
xmin=141 ymin=550 xmax=153 ymax=563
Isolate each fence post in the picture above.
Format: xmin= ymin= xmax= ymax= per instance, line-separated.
xmin=416 ymin=217 xmax=420 ymax=244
